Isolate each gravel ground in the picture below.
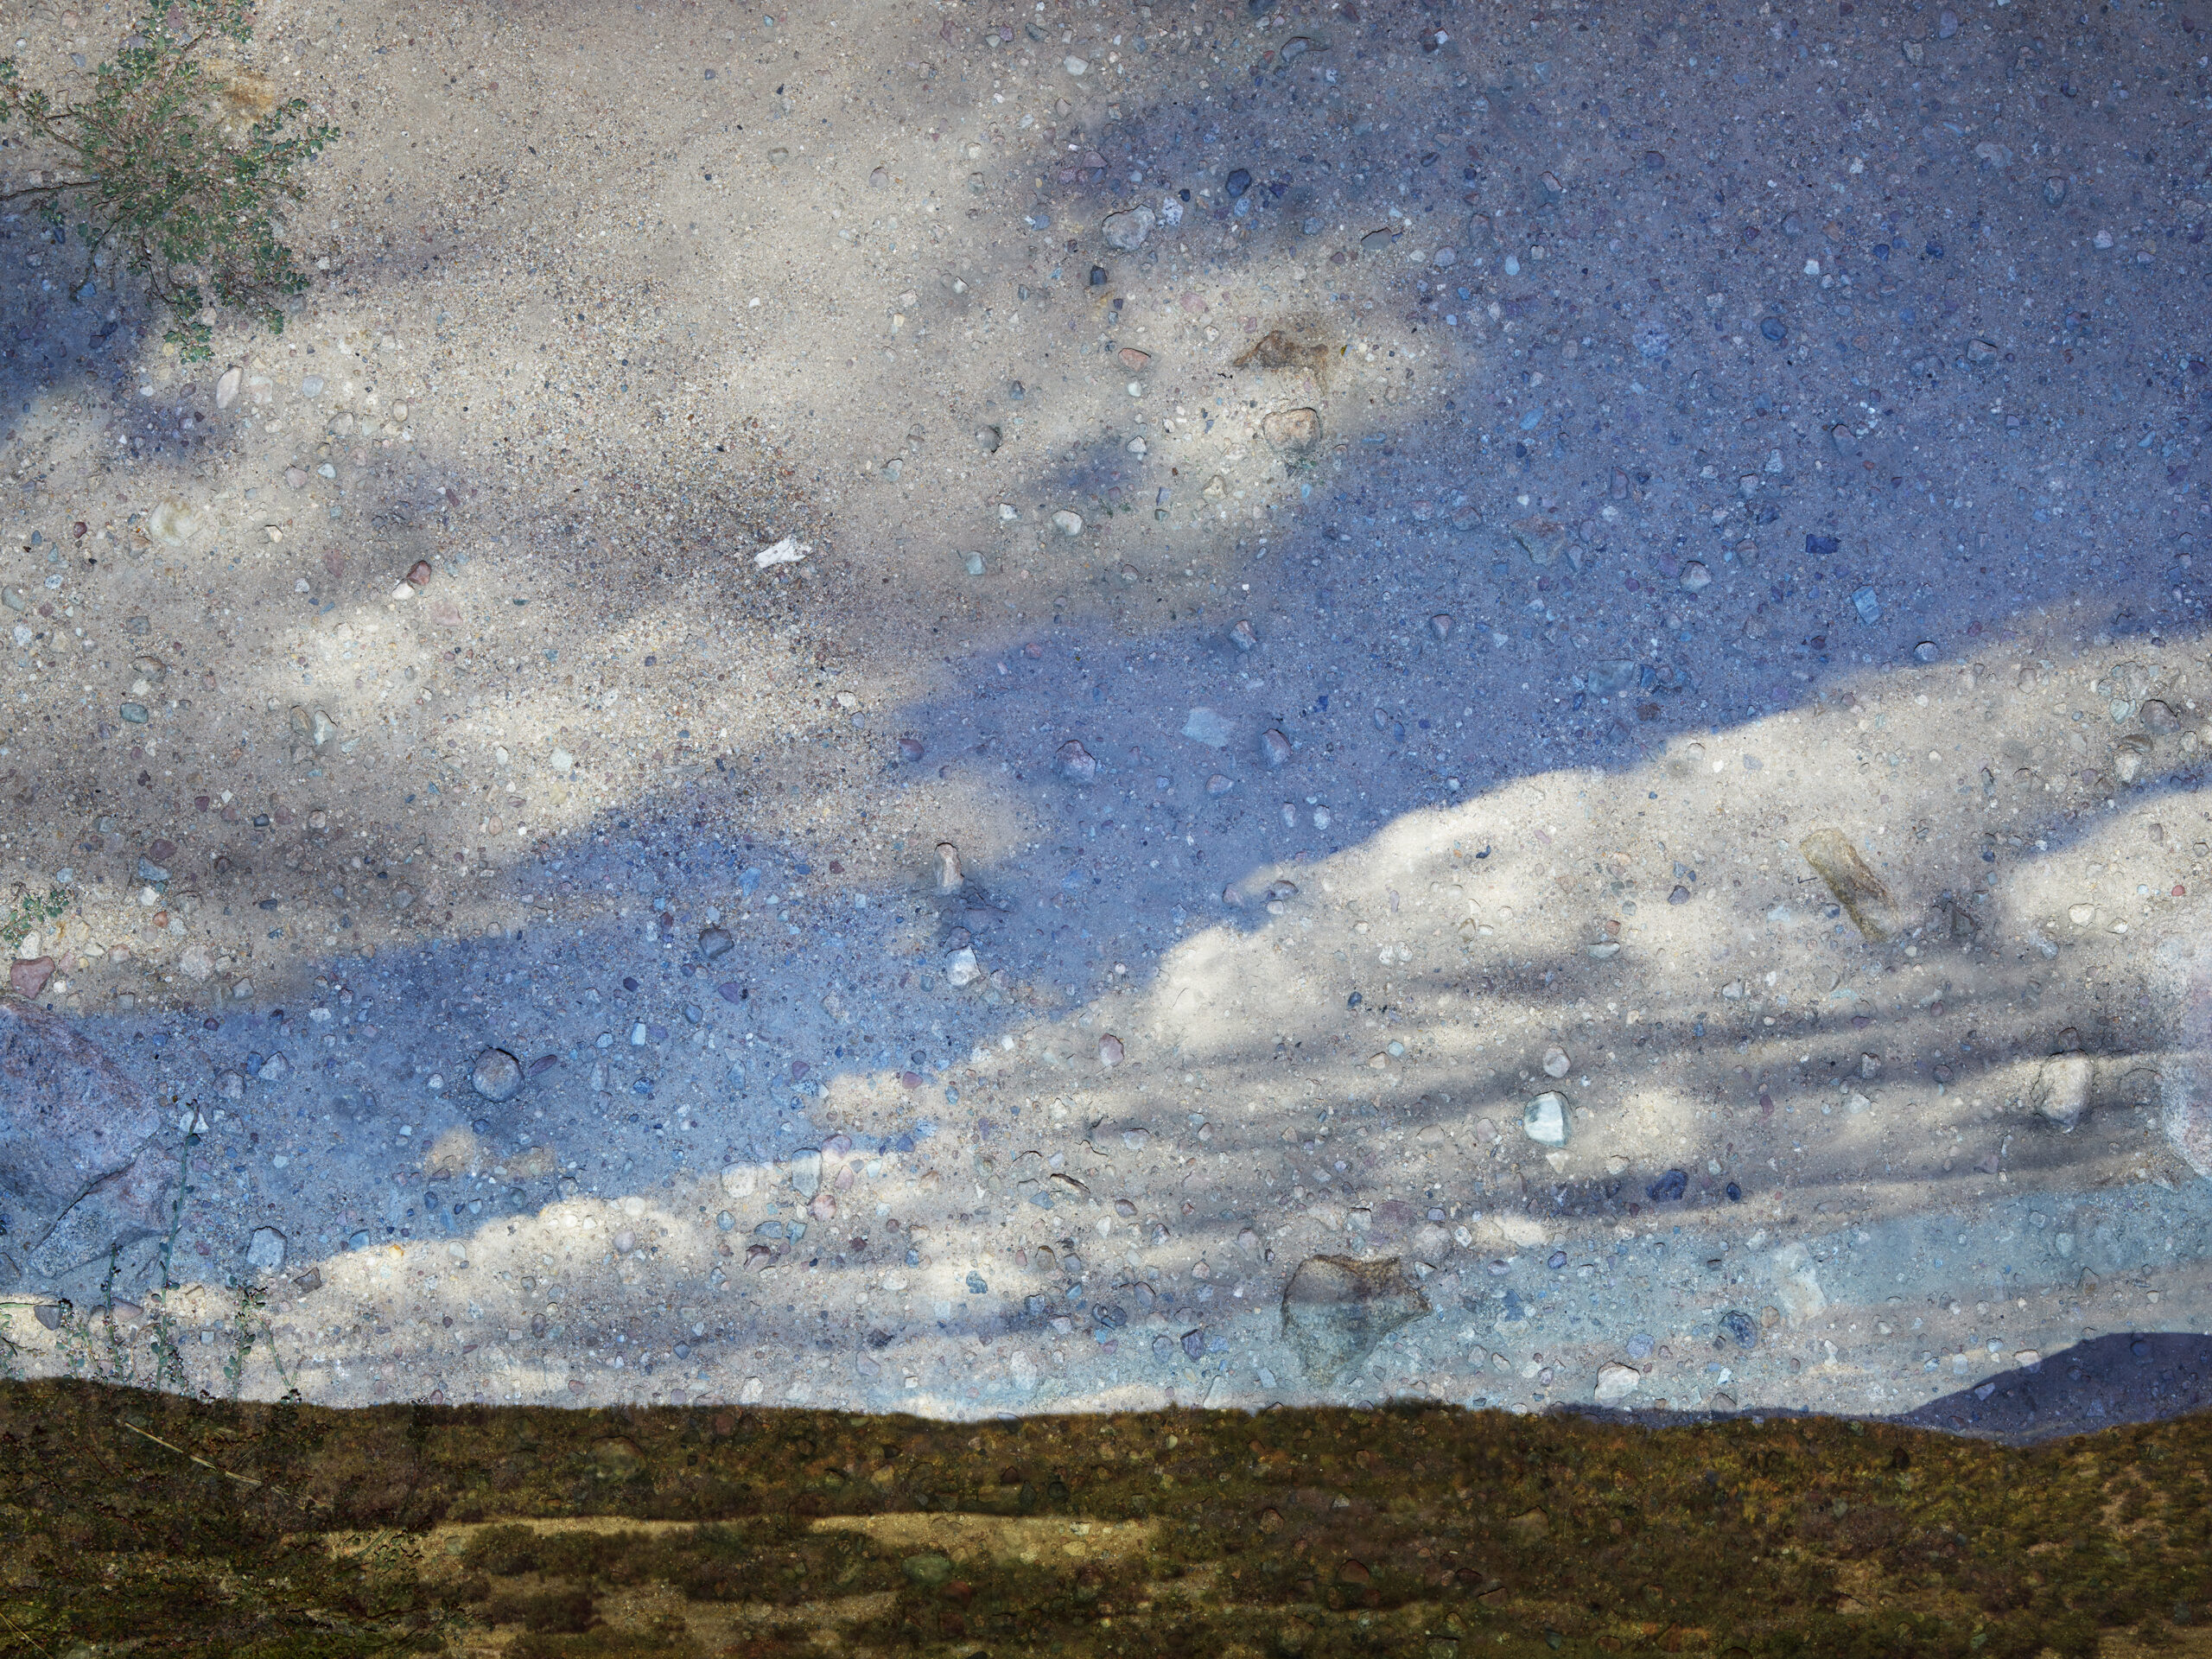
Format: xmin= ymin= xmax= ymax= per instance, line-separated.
xmin=2 ymin=0 xmax=2210 ymax=1435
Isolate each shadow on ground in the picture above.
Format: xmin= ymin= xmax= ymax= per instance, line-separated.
xmin=1 ymin=1374 xmax=2209 ymax=1658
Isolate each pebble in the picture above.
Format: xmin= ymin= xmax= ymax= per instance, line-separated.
xmin=1541 ymin=1046 xmax=1571 ymax=1079
xmin=787 ymin=1147 xmax=823 ymax=1199
xmin=1594 ymin=1362 xmax=1641 ymax=1404
xmin=1626 ymin=1333 xmax=1655 ymax=1361
xmin=1522 ymin=1092 xmax=1567 ymax=1146
xmin=1586 ymin=660 xmax=1638 ymax=696
xmin=1427 ymin=613 xmax=1453 ymax=640
xmin=1225 ymin=167 xmax=1252 ymax=199
xmin=1802 ymin=828 xmax=1899 ymax=941
xmin=1102 ymin=207 xmax=1154 ymax=251
xmin=1206 ymin=774 xmax=1236 ymax=796
xmin=1230 ymin=619 xmax=1259 ymax=652
xmin=1852 ymin=586 xmax=1883 ymax=624
xmin=1679 ymin=562 xmax=1711 ymax=592
xmin=1260 ymin=407 xmax=1322 ymax=454
xmin=2031 ymin=1054 xmax=2093 ymax=1129
xmin=1280 ymin=1255 xmax=1428 ymax=1383
xmin=898 ymin=736 xmax=926 ymax=761
xmin=1055 ymin=740 xmax=1099 ymax=782
xmin=698 ymin=927 xmax=734 ymax=962
xmin=1719 ymin=1309 xmax=1758 ymax=1350
xmin=1646 ymin=1168 xmax=1688 ymax=1203
xmin=1052 ymin=510 xmax=1084 ymax=537
xmin=1098 ymin=1033 xmax=1124 ymax=1067
xmin=934 ymin=842 xmax=963 ymax=894
xmin=1259 ymin=728 xmax=1293 ymax=768
xmin=451 ymin=1046 xmax=522 ymax=1105
xmin=245 ymin=1227 xmax=286 ymax=1274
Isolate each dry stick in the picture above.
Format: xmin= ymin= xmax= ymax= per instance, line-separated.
xmin=115 ymin=1414 xmax=331 ymax=1526
xmin=0 ymin=1605 xmax=53 ymax=1659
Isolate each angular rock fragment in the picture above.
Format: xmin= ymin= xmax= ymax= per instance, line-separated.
xmin=1800 ymin=828 xmax=1899 ymax=940
xmin=1280 ymin=1254 xmax=1430 ymax=1384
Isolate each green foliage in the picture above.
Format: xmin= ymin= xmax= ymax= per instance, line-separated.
xmin=0 ymin=885 xmax=67 ymax=957
xmin=0 ymin=0 xmax=337 ymax=361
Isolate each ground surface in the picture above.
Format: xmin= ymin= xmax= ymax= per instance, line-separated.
xmin=1 ymin=0 xmax=2211 ymax=1431
xmin=3 ymin=1378 xmax=2212 ymax=1657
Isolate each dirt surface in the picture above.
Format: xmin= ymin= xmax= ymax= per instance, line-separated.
xmin=1 ymin=0 xmax=2210 ymax=1428
xmin=3 ymin=1378 xmax=2211 ymax=1656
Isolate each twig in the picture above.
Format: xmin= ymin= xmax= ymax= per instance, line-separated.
xmin=0 ymin=1604 xmax=53 ymax=1659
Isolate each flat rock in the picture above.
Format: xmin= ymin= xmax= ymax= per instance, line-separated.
xmin=1182 ymin=707 xmax=1234 ymax=748
xmin=1261 ymin=407 xmax=1324 ymax=454
xmin=1279 ymin=1254 xmax=1429 ymax=1385
xmin=0 ymin=1000 xmax=175 ymax=1290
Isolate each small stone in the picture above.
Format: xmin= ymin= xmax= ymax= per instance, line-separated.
xmin=2044 ymin=177 xmax=2067 ymax=207
xmin=1225 ymin=167 xmax=1252 ymax=198
xmin=1102 ymin=207 xmax=1154 ymax=251
xmin=1801 ymin=828 xmax=1899 ymax=941
xmin=902 ymin=1553 xmax=955 ymax=1588
xmin=1851 ymin=586 xmax=1882 ymax=624
xmin=1052 ymin=509 xmax=1084 ymax=537
xmin=245 ymin=1227 xmax=287 ymax=1274
xmin=753 ymin=536 xmax=809 ymax=569
xmin=1936 ymin=7 xmax=1957 ymax=36
xmin=215 ymin=365 xmax=242 ymax=409
xmin=406 ymin=560 xmax=433 ymax=588
xmin=614 ymin=1229 xmax=638 ymax=1254
xmin=1280 ymin=1254 xmax=1428 ymax=1384
xmin=934 ymin=842 xmax=963 ymax=894
xmin=1259 ymin=728 xmax=1293 ymax=768
xmin=471 ymin=1047 xmax=523 ymax=1102
xmin=1966 ymin=338 xmax=1999 ymax=365
xmin=257 ymin=1052 xmax=290 ymax=1084
xmin=1427 ymin=613 xmax=1453 ymax=640
xmin=1522 ymin=1092 xmax=1567 ymax=1146
xmin=1206 ymin=774 xmax=1235 ymax=796
xmin=1586 ymin=659 xmax=1639 ymax=696
xmin=1063 ymin=53 xmax=1087 ymax=73
xmin=1261 ymin=407 xmax=1323 ymax=454
xmin=899 ymin=735 xmax=926 ymax=761
xmin=1229 ymin=619 xmax=1259 ymax=652
xmin=1680 ymin=562 xmax=1711 ymax=592
xmin=975 ymin=425 xmax=1001 ymax=454
xmin=10 ymin=957 xmax=55 ymax=999
xmin=2031 ymin=1053 xmax=2093 ymax=1130
xmin=1098 ymin=1033 xmax=1124 ymax=1067
xmin=1542 ymin=1046 xmax=1571 ymax=1079
xmin=1594 ymin=1361 xmax=1641 ymax=1404
xmin=1719 ymin=1309 xmax=1758 ymax=1349
xmin=787 ymin=1147 xmax=823 ymax=1199
xmin=1646 ymin=1168 xmax=1688 ymax=1203
xmin=1117 ymin=346 xmax=1151 ymax=371
xmin=1054 ymin=740 xmax=1099 ymax=782
xmin=945 ymin=947 xmax=982 ymax=988
xmin=1914 ymin=640 xmax=1942 ymax=664
xmin=1181 ymin=1327 xmax=1205 ymax=1360
xmin=698 ymin=927 xmax=734 ymax=962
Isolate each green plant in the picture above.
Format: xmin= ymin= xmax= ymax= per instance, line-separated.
xmin=0 ymin=0 xmax=338 ymax=361
xmin=0 ymin=885 xmax=67 ymax=957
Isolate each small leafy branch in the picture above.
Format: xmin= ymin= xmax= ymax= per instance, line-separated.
xmin=0 ymin=0 xmax=338 ymax=361
xmin=0 ymin=885 xmax=67 ymax=957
